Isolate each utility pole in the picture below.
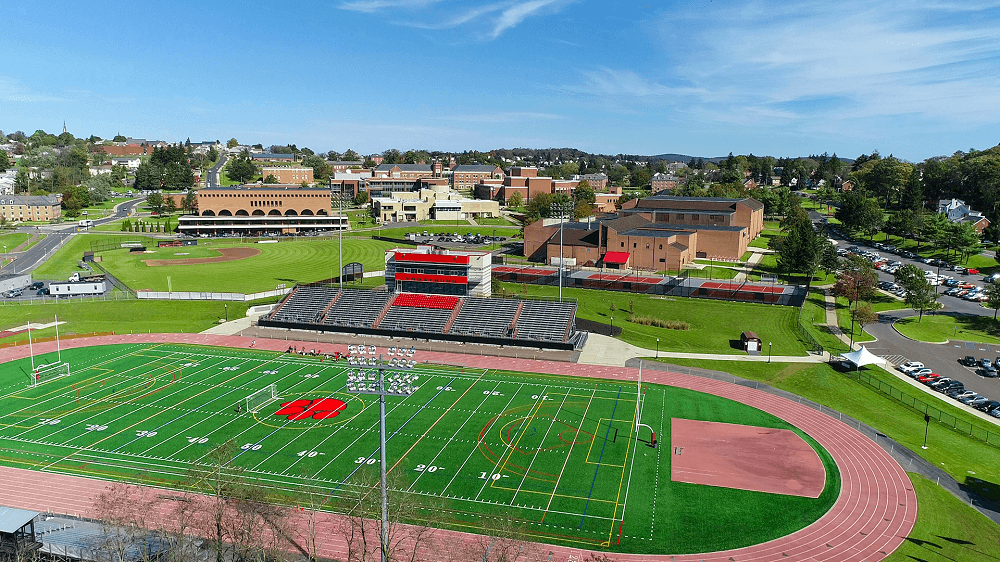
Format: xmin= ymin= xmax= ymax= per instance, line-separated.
xmin=554 ymin=200 xmax=575 ymax=302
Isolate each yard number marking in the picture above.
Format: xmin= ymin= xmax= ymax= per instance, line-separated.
xmin=38 ymin=419 xmax=60 ymax=425
xmin=187 ymin=437 xmax=209 ymax=444
xmin=241 ymin=443 xmax=262 ymax=451
xmin=297 ymin=450 xmax=324 ymax=458
xmin=135 ymin=430 xmax=157 ymax=438
xmin=301 ymin=374 xmax=320 ymax=379
xmin=531 ymin=395 xmax=553 ymax=400
xmin=436 ymin=386 xmax=455 ymax=392
xmin=355 ymin=457 xmax=378 ymax=465
xmin=262 ymin=370 xmax=278 ymax=375
xmin=221 ymin=366 xmax=239 ymax=371
xmin=85 ymin=424 xmax=108 ymax=432
xmin=414 ymin=464 xmax=442 ymax=473
xmin=483 ymin=391 xmax=504 ymax=396
xmin=480 ymin=472 xmax=507 ymax=481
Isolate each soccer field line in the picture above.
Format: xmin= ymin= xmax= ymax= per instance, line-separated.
xmin=0 ymin=344 xmax=147 ymax=400
xmin=474 ymin=384 xmax=549 ymax=502
xmin=404 ymin=376 xmax=503 ymax=493
xmin=36 ymin=356 xmax=276 ymax=472
xmin=439 ymin=381 xmax=524 ymax=497
xmin=0 ymin=350 xmax=195 ymax=438
xmin=510 ymin=387 xmax=572 ymax=506
xmin=333 ymin=373 xmax=461 ymax=487
xmin=541 ymin=384 xmax=597 ymax=524
xmin=578 ymin=387 xmax=623 ymax=528
xmin=615 ymin=391 xmax=642 ymax=544
xmin=138 ymin=358 xmax=325 ymax=459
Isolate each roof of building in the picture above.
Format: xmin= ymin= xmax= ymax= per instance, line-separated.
xmin=0 ymin=506 xmax=39 ymax=533
xmin=453 ymin=164 xmax=501 ymax=173
xmin=375 ymin=163 xmax=432 ymax=172
xmin=251 ymin=152 xmax=295 ymax=159
xmin=328 ymin=160 xmax=365 ymax=166
xmin=0 ymin=195 xmax=60 ymax=206
xmin=202 ymin=186 xmax=329 ymax=193
xmin=630 ymin=195 xmax=764 ymax=212
xmin=601 ymin=214 xmax=652 ymax=233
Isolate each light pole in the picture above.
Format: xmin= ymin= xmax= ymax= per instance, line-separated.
xmin=224 ymin=303 xmax=228 ymax=322
xmin=768 ymin=341 xmax=772 ymax=363
xmin=610 ymin=316 xmax=614 ymax=336
xmin=339 ymin=192 xmax=344 ymax=289
xmin=348 ymin=348 xmax=420 ymax=562
xmin=656 ymin=338 xmax=659 ymax=359
xmin=922 ymin=413 xmax=930 ymax=449
xmin=553 ymin=200 xmax=575 ymax=302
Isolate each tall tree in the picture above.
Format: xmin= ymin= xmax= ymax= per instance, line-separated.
xmin=227 ymin=149 xmax=258 ymax=183
xmin=986 ymin=279 xmax=1000 ymax=320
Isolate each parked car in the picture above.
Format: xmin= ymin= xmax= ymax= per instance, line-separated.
xmin=930 ymin=378 xmax=954 ymax=389
xmin=980 ymin=358 xmax=992 ymax=369
xmin=982 ymin=364 xmax=999 ymax=378
xmin=897 ymin=361 xmax=925 ymax=373
xmin=28 ymin=281 xmax=43 ymax=290
xmin=917 ymin=374 xmax=942 ymax=384
xmin=950 ymin=389 xmax=976 ymax=400
xmin=938 ymin=382 xmax=965 ymax=393
xmin=964 ymin=395 xmax=989 ymax=406
xmin=910 ymin=368 xmax=933 ymax=377
xmin=977 ymin=400 xmax=1000 ymax=413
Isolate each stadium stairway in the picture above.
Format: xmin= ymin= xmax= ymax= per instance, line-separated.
xmin=371 ymin=295 xmax=397 ymax=329
xmin=317 ymin=290 xmax=342 ymax=323
xmin=510 ymin=302 xmax=524 ymax=338
xmin=562 ymin=303 xmax=577 ymax=343
xmin=442 ymin=298 xmax=465 ymax=334
xmin=269 ymin=287 xmax=298 ymax=320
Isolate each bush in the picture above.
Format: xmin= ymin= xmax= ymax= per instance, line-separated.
xmin=628 ymin=315 xmax=689 ymax=330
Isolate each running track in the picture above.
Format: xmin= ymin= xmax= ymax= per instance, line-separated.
xmin=0 ymin=333 xmax=917 ymax=561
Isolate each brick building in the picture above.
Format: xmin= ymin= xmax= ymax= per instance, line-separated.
xmin=178 ymin=185 xmax=346 ymax=236
xmin=261 ymin=166 xmax=314 ymax=184
xmin=372 ymin=163 xmax=439 ymax=179
xmin=523 ymin=195 xmax=764 ymax=270
xmin=450 ymin=164 xmax=504 ymax=191
xmin=251 ymin=153 xmax=295 ymax=162
xmin=0 ymin=195 xmax=61 ymax=223
xmin=100 ymin=144 xmax=152 ymax=156
xmin=650 ymin=173 xmax=679 ymax=194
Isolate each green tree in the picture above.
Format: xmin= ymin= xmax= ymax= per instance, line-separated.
xmin=343 ymin=149 xmax=360 ymax=161
xmin=834 ymin=256 xmax=878 ymax=312
xmin=849 ymin=303 xmax=878 ymax=348
xmin=226 ymin=138 xmax=239 ymax=148
xmin=164 ymin=196 xmax=177 ymax=215
xmin=206 ymin=146 xmax=219 ymax=163
xmin=263 ymin=174 xmax=278 ymax=184
xmin=986 ymin=279 xmax=1000 ymax=320
xmin=573 ymin=181 xmax=596 ymax=206
xmin=113 ymin=134 xmax=127 ymax=142
xmin=146 ymin=192 xmax=165 ymax=214
xmin=301 ymin=154 xmax=330 ymax=182
xmin=353 ymin=190 xmax=369 ymax=206
xmin=776 ymin=206 xmax=825 ymax=284
xmin=182 ymin=190 xmax=198 ymax=214
xmin=227 ymin=150 xmax=257 ymax=184
xmin=85 ymin=176 xmax=112 ymax=203
xmin=904 ymin=277 xmax=941 ymax=322
xmin=507 ymin=191 xmax=523 ymax=208
xmin=0 ymin=149 xmax=8 ymax=173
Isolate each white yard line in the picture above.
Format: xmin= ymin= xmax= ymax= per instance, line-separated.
xmin=541 ymin=385 xmax=597 ymax=521
xmin=473 ymin=385 xmax=548 ymax=502
xmin=511 ymin=387 xmax=570 ymax=506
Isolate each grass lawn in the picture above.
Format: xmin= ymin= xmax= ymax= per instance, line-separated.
xmin=97 ymin=238 xmax=405 ymax=293
xmin=834 ymin=293 xmax=909 ymax=343
xmin=474 ymin=216 xmax=515 ymax=226
xmin=663 ymin=266 xmax=739 ymax=279
xmin=498 ymin=283 xmax=809 ymax=355
xmin=351 ymin=225 xmax=520 ymax=239
xmin=0 ymin=232 xmax=31 ymax=252
xmin=646 ymin=359 xmax=1000 ymax=489
xmin=0 ymin=343 xmax=839 ymax=555
xmin=799 ymin=288 xmax=849 ymax=354
xmin=21 ymin=234 xmax=46 ymax=251
xmin=895 ymin=314 xmax=1000 ymax=344
xmin=32 ymin=235 xmax=160 ymax=281
xmin=884 ymin=474 xmax=1000 ymax=562
xmin=0 ymin=300 xmax=248 ymax=340
xmin=754 ymin=253 xmax=836 ymax=285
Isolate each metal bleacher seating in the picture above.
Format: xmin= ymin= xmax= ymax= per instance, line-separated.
xmin=270 ymin=285 xmax=339 ymax=324
xmin=322 ymin=290 xmax=392 ymax=328
xmin=514 ymin=301 xmax=577 ymax=342
xmin=380 ymin=305 xmax=454 ymax=333
xmin=449 ymin=298 xmax=519 ymax=338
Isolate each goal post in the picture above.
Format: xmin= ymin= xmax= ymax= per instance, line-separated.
xmin=30 ymin=362 xmax=70 ymax=387
xmin=245 ymin=384 xmax=278 ymax=413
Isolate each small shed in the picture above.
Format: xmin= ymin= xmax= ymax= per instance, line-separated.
xmin=0 ymin=506 xmax=41 ymax=558
xmin=82 ymin=251 xmax=95 ymax=262
xmin=741 ymin=331 xmax=762 ymax=353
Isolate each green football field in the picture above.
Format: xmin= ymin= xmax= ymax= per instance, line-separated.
xmin=0 ymin=344 xmax=839 ymax=554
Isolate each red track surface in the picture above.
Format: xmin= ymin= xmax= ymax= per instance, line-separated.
xmin=0 ymin=333 xmax=917 ymax=561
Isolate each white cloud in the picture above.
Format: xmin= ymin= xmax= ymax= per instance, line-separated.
xmin=489 ymin=0 xmax=565 ymax=39
xmin=339 ymin=0 xmax=444 ymax=13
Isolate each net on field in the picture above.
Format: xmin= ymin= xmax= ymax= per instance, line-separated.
xmin=245 ymin=384 xmax=277 ymax=413
xmin=31 ymin=362 xmax=70 ymax=387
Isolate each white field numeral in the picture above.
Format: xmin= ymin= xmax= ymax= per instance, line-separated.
xmin=86 ymin=424 xmax=108 ymax=432
xmin=436 ymin=386 xmax=455 ymax=392
xmin=38 ymin=418 xmax=60 ymax=426
xmin=414 ymin=464 xmax=442 ymax=473
xmin=136 ymin=430 xmax=157 ymax=438
xmin=479 ymin=472 xmax=506 ymax=481
xmin=187 ymin=437 xmax=208 ymax=444
xmin=298 ymin=450 xmax=323 ymax=458
xmin=241 ymin=443 xmax=262 ymax=451
xmin=355 ymin=457 xmax=378 ymax=465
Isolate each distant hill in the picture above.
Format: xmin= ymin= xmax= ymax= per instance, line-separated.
xmin=648 ymin=153 xmax=726 ymax=164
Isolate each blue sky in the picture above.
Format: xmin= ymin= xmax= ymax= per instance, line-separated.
xmin=3 ymin=0 xmax=999 ymax=161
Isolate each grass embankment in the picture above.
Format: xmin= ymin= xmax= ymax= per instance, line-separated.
xmin=799 ymin=288 xmax=849 ymax=354
xmin=884 ymin=474 xmax=1000 ymax=562
xmin=498 ymin=283 xmax=808 ymax=355
xmin=753 ymin=253 xmax=836 ymax=285
xmin=895 ymin=314 xmax=1000 ymax=344
xmin=0 ymin=300 xmax=249 ymax=341
xmin=834 ymin=292 xmax=909 ymax=344
xmin=661 ymin=266 xmax=739 ymax=279
xmin=0 ymin=232 xmax=31 ymax=251
xmin=32 ymin=235 xmax=160 ymax=280
xmin=648 ymin=359 xmax=1000 ymax=489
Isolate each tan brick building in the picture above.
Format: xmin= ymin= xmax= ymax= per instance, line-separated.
xmin=0 ymin=195 xmax=61 ymax=223
xmin=261 ymin=166 xmax=314 ymax=184
xmin=450 ymin=165 xmax=504 ymax=190
xmin=178 ymin=185 xmax=345 ymax=236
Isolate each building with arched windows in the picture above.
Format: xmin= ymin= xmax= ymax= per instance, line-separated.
xmin=177 ymin=185 xmax=347 ymax=236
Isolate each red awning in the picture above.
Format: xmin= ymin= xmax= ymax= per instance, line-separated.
xmin=602 ymin=252 xmax=630 ymax=264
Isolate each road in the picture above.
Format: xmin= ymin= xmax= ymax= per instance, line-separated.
xmin=206 ymin=155 xmax=227 ymax=188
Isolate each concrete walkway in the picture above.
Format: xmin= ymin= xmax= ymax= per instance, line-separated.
xmin=577 ymin=333 xmax=828 ymax=366
xmin=199 ymin=305 xmax=276 ymax=336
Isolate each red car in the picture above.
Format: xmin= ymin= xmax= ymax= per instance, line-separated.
xmin=968 ymin=269 xmax=980 ymax=275
xmin=918 ymin=374 xmax=942 ymax=384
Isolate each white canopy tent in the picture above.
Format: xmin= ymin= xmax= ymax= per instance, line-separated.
xmin=842 ymin=346 xmax=887 ymax=369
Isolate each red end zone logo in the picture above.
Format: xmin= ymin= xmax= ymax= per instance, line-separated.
xmin=274 ymin=398 xmax=347 ymax=420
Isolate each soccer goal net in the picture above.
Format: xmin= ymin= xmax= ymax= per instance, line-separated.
xmin=245 ymin=384 xmax=278 ymax=413
xmin=30 ymin=362 xmax=70 ymax=387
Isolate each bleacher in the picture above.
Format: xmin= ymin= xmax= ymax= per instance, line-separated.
xmin=515 ymin=301 xmax=577 ymax=342
xmin=449 ymin=298 xmax=519 ymax=338
xmin=269 ymin=285 xmax=339 ymax=324
xmin=322 ymin=289 xmax=392 ymax=328
xmin=262 ymin=286 xmax=579 ymax=349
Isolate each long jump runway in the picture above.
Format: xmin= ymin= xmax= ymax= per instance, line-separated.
xmin=0 ymin=333 xmax=917 ymax=561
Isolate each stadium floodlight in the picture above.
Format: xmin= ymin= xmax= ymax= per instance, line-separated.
xmin=349 ymin=344 xmax=357 ymax=354
xmin=388 ymin=346 xmax=396 ymax=356
xmin=369 ymin=345 xmax=377 ymax=354
xmin=348 ymin=350 xmax=420 ymax=562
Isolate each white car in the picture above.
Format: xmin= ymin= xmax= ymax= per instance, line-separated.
xmin=910 ymin=368 xmax=933 ymax=378
xmin=897 ymin=361 xmax=925 ymax=373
